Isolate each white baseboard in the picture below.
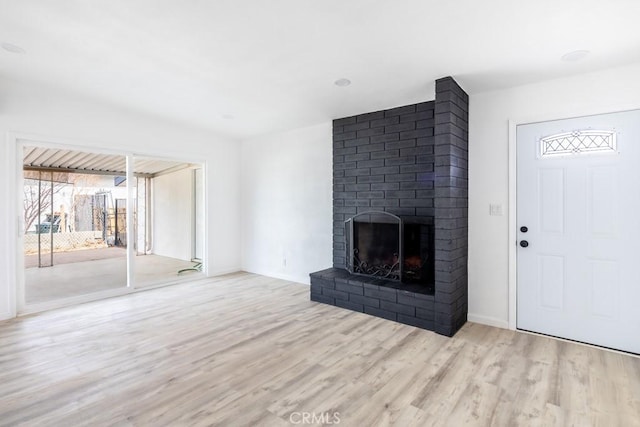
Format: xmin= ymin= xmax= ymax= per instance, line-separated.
xmin=272 ymin=273 xmax=309 ymax=285
xmin=206 ymin=268 xmax=243 ymax=277
xmin=241 ymin=268 xmax=309 ymax=285
xmin=467 ymin=313 xmax=510 ymax=329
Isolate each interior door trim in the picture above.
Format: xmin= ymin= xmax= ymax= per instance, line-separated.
xmin=508 ymin=119 xmax=518 ymax=330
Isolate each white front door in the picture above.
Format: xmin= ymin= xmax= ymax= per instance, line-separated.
xmin=517 ymin=109 xmax=640 ymax=354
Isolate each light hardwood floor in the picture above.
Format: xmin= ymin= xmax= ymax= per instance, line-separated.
xmin=0 ymin=272 xmax=638 ymax=426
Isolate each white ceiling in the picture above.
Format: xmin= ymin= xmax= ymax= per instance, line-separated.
xmin=1 ymin=0 xmax=639 ymax=139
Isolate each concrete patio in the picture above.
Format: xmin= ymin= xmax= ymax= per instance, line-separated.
xmin=25 ymin=248 xmax=202 ymax=304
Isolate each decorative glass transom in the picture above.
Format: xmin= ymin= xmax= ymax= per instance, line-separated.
xmin=540 ymin=130 xmax=617 ymax=157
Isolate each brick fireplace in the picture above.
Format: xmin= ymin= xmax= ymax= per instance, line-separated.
xmin=310 ymin=76 xmax=468 ymax=337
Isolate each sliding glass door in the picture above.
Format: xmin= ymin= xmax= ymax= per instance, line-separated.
xmin=20 ymin=144 xmax=205 ymax=311
xmin=132 ymin=156 xmax=204 ymax=288
xmin=22 ymin=148 xmax=128 ymax=305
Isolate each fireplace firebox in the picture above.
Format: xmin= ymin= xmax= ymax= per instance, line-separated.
xmin=346 ymin=212 xmax=402 ymax=280
xmin=345 ymin=211 xmax=433 ymax=289
xmin=402 ymin=221 xmax=435 ymax=287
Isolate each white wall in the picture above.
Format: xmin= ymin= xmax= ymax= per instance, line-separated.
xmin=152 ymin=168 xmax=193 ymax=260
xmin=0 ymin=77 xmax=241 ymax=320
xmin=240 ymin=123 xmax=333 ymax=284
xmin=468 ymin=62 xmax=640 ymax=328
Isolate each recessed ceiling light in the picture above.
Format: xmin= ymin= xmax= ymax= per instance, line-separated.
xmin=1 ymin=42 xmax=26 ymax=54
xmin=561 ymin=50 xmax=590 ymax=62
xmin=334 ymin=78 xmax=351 ymax=87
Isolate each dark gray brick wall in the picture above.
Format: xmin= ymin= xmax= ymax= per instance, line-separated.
xmin=332 ymin=101 xmax=435 ymax=268
xmin=433 ymin=77 xmax=469 ymax=336
xmin=319 ymin=76 xmax=468 ymax=337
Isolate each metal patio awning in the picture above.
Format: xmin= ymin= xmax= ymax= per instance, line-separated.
xmin=23 ymin=146 xmax=197 ymax=177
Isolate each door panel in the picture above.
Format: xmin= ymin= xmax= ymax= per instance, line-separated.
xmin=587 ymin=166 xmax=617 ymax=237
xmin=538 ymin=255 xmax=564 ymax=310
xmin=589 ymin=260 xmax=618 ymax=319
xmin=538 ymin=168 xmax=564 ymax=234
xmin=517 ymin=109 xmax=640 ymax=354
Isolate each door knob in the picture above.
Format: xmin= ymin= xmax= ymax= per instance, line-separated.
xmin=520 ymin=240 xmax=529 ymax=248
xmin=520 ymin=226 xmax=528 ymax=233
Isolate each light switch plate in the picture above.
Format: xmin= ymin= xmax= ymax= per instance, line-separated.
xmin=489 ymin=203 xmax=503 ymax=216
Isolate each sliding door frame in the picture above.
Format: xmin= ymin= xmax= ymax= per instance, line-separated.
xmin=7 ymin=132 xmax=207 ymax=316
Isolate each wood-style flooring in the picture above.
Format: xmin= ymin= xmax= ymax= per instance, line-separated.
xmin=0 ymin=272 xmax=638 ymax=426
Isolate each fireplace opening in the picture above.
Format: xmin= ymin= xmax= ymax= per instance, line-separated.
xmin=347 ymin=212 xmax=401 ymax=280
xmin=346 ymin=212 xmax=434 ymax=290
xmin=403 ymin=222 xmax=434 ymax=288
xmin=352 ymin=220 xmax=400 ymax=280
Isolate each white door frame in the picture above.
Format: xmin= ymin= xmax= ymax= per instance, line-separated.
xmin=507 ymin=103 xmax=640 ymax=330
xmin=7 ymin=132 xmax=208 ymax=316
